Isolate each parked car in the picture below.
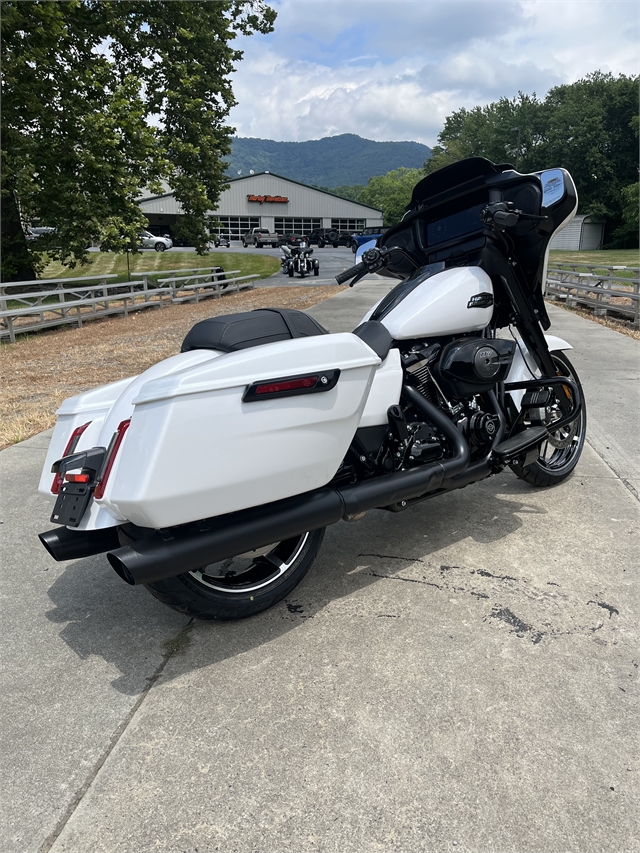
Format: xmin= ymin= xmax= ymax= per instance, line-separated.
xmin=242 ymin=227 xmax=280 ymax=248
xmin=138 ymin=230 xmax=173 ymax=252
xmin=306 ymin=228 xmax=343 ymax=248
xmin=350 ymin=226 xmax=389 ymax=253
xmin=25 ymin=226 xmax=58 ymax=242
xmin=278 ymin=233 xmax=305 ymax=248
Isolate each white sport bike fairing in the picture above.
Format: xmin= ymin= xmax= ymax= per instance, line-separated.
xmin=39 ymin=159 xmax=586 ymax=621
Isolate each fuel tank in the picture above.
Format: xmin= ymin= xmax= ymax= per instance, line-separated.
xmin=378 ymin=266 xmax=494 ymax=339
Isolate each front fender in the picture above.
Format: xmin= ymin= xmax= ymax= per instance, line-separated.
xmin=505 ymin=335 xmax=573 ymax=409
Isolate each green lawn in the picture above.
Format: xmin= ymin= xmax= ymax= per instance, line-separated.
xmin=549 ymin=249 xmax=639 ymax=279
xmin=41 ymin=250 xmax=280 ymax=284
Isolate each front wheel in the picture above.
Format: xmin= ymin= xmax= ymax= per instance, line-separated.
xmin=154 ymin=242 xmax=166 ymax=252
xmin=144 ymin=529 xmax=325 ymax=620
xmin=511 ymin=351 xmax=586 ymax=487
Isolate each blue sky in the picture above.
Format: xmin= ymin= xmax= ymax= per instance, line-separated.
xmin=228 ymin=0 xmax=639 ymax=145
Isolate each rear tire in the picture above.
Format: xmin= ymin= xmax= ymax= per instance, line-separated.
xmin=144 ymin=529 xmax=325 ymax=620
xmin=314 ymin=267 xmax=319 ymax=276
xmin=510 ymin=351 xmax=586 ymax=487
xmin=288 ymin=267 xmax=294 ymax=277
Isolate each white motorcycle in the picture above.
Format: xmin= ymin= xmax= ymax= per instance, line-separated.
xmin=39 ymin=158 xmax=586 ymax=621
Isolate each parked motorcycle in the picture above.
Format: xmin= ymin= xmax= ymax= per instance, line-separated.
xmin=38 ymin=158 xmax=586 ymax=622
xmin=287 ymin=240 xmax=320 ymax=278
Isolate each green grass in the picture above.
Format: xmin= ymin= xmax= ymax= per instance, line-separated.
xmin=549 ymin=249 xmax=639 ymax=279
xmin=41 ymin=250 xmax=280 ymax=284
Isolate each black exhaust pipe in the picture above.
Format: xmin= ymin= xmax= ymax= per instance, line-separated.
xmin=107 ymin=388 xmax=470 ymax=586
xmin=39 ymin=525 xmax=122 ymax=562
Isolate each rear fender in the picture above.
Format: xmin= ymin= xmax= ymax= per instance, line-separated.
xmin=39 ymin=351 xmax=218 ymax=530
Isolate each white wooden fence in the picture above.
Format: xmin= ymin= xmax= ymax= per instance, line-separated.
xmin=0 ymin=268 xmax=257 ymax=342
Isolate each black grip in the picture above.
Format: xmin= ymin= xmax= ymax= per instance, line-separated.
xmin=335 ymin=262 xmax=365 ymax=285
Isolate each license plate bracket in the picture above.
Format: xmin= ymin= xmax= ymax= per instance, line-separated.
xmin=51 ymin=482 xmax=93 ymax=527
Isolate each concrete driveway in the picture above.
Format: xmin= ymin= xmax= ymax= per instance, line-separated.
xmin=1 ymin=288 xmax=638 ymax=853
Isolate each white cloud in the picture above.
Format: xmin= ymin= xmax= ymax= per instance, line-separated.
xmin=229 ymin=0 xmax=639 ymax=145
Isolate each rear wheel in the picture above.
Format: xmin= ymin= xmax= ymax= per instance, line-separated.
xmin=144 ymin=529 xmax=325 ymax=620
xmin=511 ymin=351 xmax=586 ymax=487
xmin=288 ymin=267 xmax=294 ymax=277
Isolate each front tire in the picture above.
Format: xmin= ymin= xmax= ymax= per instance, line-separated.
xmin=511 ymin=351 xmax=586 ymax=487
xmin=154 ymin=242 xmax=166 ymax=252
xmin=144 ymin=529 xmax=325 ymax=620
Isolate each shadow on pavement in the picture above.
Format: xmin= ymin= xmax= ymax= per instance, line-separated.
xmin=44 ymin=482 xmax=543 ymax=695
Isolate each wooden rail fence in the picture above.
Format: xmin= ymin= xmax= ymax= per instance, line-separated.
xmin=545 ymin=265 xmax=640 ymax=327
xmin=0 ymin=267 xmax=257 ymax=342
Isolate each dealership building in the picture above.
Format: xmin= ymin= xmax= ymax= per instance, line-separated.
xmin=138 ymin=172 xmax=383 ymax=240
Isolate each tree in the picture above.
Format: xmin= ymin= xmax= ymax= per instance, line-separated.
xmin=358 ymin=167 xmax=426 ymax=226
xmin=0 ymin=0 xmax=276 ymax=281
xmin=422 ymin=73 xmax=639 ymax=246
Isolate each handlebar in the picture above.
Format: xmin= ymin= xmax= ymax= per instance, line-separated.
xmin=336 ymin=262 xmax=366 ymax=285
xmin=482 ymin=202 xmax=549 ymax=230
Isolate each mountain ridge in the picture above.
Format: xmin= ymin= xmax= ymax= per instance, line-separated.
xmin=225 ymin=133 xmax=431 ymax=188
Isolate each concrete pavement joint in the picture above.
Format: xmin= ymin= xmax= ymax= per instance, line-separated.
xmin=585 ymin=436 xmax=639 ymax=502
xmin=38 ymin=619 xmax=195 ymax=853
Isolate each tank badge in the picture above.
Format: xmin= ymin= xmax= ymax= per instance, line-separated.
xmin=467 ymin=292 xmax=494 ymax=309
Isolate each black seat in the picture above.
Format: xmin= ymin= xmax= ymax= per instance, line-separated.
xmin=352 ymin=320 xmax=393 ymax=360
xmin=181 ymin=308 xmax=328 ymax=353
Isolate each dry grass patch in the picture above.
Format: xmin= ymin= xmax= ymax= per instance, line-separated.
xmin=0 ymin=285 xmax=340 ymax=449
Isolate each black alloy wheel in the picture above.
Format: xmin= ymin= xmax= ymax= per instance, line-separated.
xmin=511 ymin=351 xmax=587 ymax=487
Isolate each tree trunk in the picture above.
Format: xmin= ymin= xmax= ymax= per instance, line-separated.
xmin=1 ymin=178 xmax=37 ymax=282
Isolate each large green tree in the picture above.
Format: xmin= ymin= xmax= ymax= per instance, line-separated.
xmin=424 ymin=72 xmax=639 ymax=246
xmin=358 ymin=167 xmax=426 ymax=227
xmin=1 ymin=0 xmax=276 ymax=281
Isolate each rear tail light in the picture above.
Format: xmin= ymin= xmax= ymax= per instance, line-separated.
xmin=94 ymin=419 xmax=131 ymax=500
xmin=51 ymin=422 xmax=91 ymax=494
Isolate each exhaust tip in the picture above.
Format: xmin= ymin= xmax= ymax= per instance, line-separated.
xmin=38 ymin=530 xmax=59 ymax=561
xmin=107 ymin=552 xmax=136 ymax=585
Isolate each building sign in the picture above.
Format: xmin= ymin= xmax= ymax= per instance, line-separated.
xmin=247 ymin=194 xmax=289 ymax=204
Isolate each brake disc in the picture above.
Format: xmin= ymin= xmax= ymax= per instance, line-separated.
xmin=547 ymin=418 xmax=578 ymax=449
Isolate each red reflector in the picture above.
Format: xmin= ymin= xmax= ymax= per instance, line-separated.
xmin=256 ymin=376 xmax=318 ymax=395
xmin=94 ymin=419 xmax=131 ymax=500
xmin=51 ymin=421 xmax=91 ymax=494
xmin=64 ymin=473 xmax=90 ymax=484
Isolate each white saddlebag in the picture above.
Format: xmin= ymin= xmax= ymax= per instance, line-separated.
xmin=104 ymin=334 xmax=380 ymax=529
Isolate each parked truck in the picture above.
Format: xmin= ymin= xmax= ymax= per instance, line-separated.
xmin=242 ymin=228 xmax=280 ymax=248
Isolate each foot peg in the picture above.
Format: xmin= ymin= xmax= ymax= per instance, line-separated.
xmin=492 ymin=426 xmax=548 ymax=463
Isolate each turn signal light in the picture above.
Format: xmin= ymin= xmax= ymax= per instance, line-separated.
xmin=94 ymin=419 xmax=131 ymax=500
xmin=51 ymin=422 xmax=91 ymax=494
